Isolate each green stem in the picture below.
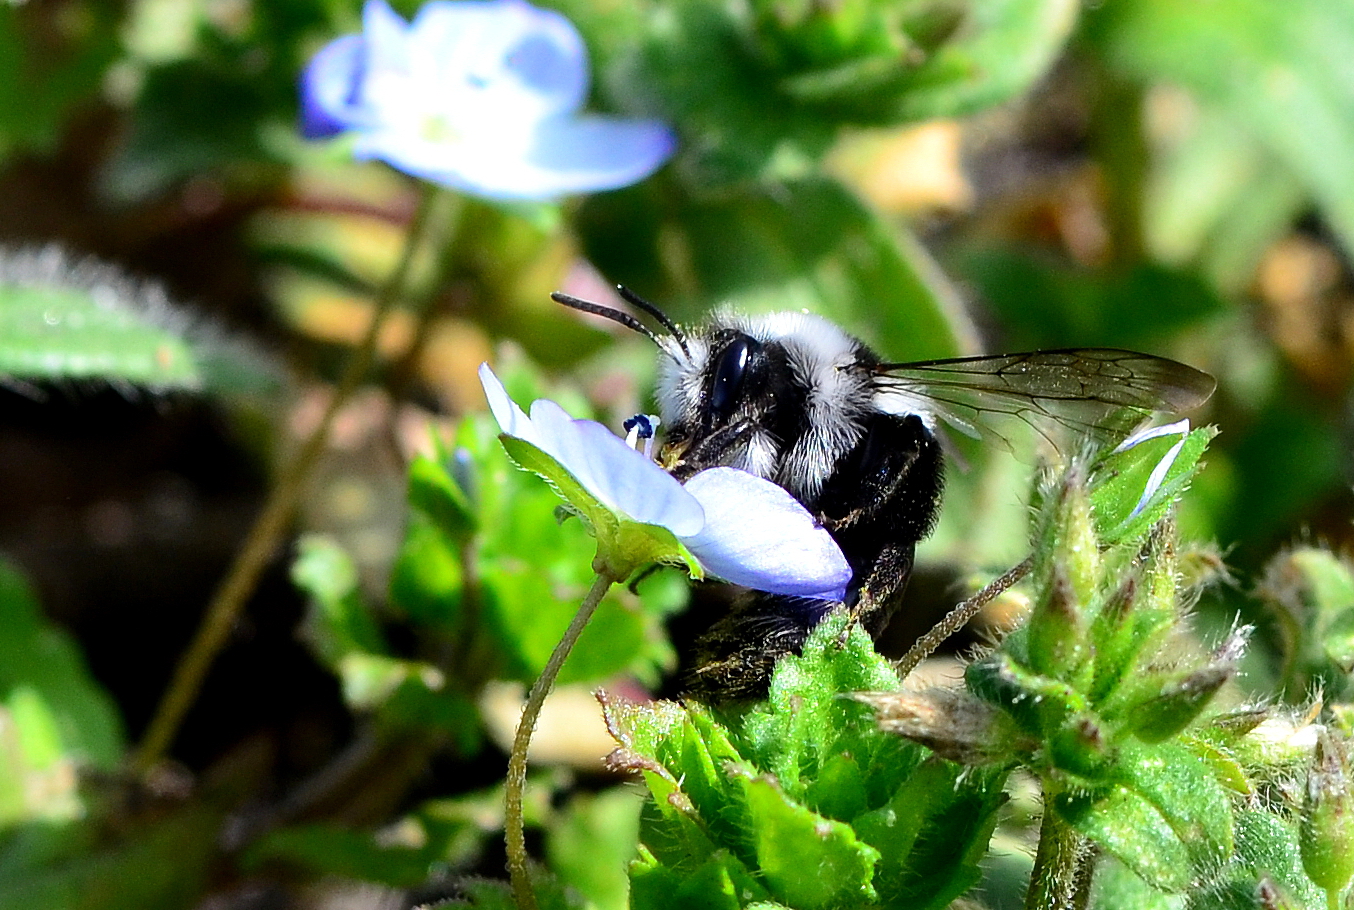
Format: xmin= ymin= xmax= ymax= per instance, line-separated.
xmin=506 ymin=572 xmax=615 ymax=910
xmin=895 ymin=557 xmax=1032 ymax=680
xmin=131 ymin=188 xmax=442 ymax=774
xmin=1026 ymin=796 xmax=1088 ymax=910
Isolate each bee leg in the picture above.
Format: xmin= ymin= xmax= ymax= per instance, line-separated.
xmin=837 ymin=542 xmax=915 ymax=646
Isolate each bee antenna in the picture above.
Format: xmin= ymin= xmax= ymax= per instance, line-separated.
xmin=616 ymin=285 xmax=691 ymax=359
xmin=550 ymin=291 xmax=666 ymax=346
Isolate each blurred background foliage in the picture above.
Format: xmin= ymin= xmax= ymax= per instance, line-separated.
xmin=0 ymin=0 xmax=1352 ymax=906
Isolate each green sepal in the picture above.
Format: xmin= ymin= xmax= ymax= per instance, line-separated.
xmin=1299 ymin=730 xmax=1354 ymax=894
xmin=1091 ymin=425 xmax=1216 ymax=545
xmin=497 ymin=434 xmax=702 ymax=582
xmin=1129 ymin=664 xmax=1234 ymax=744
xmin=1048 ymin=715 xmax=1113 ymax=779
xmin=1055 ymin=786 xmax=1193 ymax=891
xmin=1026 ymin=565 xmax=1091 ymax=683
xmin=966 ymin=652 xmax=1087 ymax=738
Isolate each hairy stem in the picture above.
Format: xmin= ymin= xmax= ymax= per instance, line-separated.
xmin=1026 ymin=798 xmax=1089 ymax=910
xmin=895 ymin=557 xmax=1033 ymax=680
xmin=132 ymin=188 xmax=440 ymax=774
xmin=506 ymin=573 xmax=615 ymax=910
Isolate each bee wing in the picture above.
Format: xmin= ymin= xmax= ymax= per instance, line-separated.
xmin=871 ymin=349 xmax=1216 ymax=452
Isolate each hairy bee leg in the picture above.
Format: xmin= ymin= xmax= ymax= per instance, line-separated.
xmin=836 ymin=543 xmax=915 ymax=647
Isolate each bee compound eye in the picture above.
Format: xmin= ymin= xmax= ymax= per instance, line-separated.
xmin=710 ymin=336 xmax=759 ymax=421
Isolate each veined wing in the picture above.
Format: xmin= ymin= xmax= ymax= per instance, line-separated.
xmin=869 ymin=349 xmax=1216 ymax=450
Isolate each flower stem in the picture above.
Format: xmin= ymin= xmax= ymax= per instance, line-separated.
xmin=506 ymin=572 xmax=615 ymax=910
xmin=1026 ymin=797 xmax=1089 ymax=910
xmin=131 ymin=187 xmax=440 ymax=774
xmin=895 ymin=557 xmax=1032 ymax=680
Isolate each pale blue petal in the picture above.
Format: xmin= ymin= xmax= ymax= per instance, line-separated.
xmin=410 ymin=0 xmax=586 ymax=120
xmin=520 ymin=115 xmax=677 ymax=196
xmin=526 ymin=397 xmax=609 ymax=504
xmin=371 ymin=114 xmax=675 ymax=200
xmin=361 ymin=0 xmax=412 ymax=78
xmin=1113 ymin=418 xmax=1190 ymax=453
xmin=478 ymin=363 xmax=543 ymax=449
xmin=1128 ymin=437 xmax=1187 ymax=519
xmin=299 ymin=35 xmax=369 ymax=137
xmin=682 ymin=468 xmax=852 ymax=600
xmin=571 ymin=419 xmax=703 ymax=536
xmin=479 ymin=364 xmax=702 ymax=535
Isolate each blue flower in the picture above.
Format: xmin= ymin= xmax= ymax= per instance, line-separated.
xmin=479 ymin=364 xmax=852 ymax=600
xmin=301 ymin=0 xmax=677 ymax=200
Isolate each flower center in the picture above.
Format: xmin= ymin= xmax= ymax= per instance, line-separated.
xmin=624 ymin=413 xmax=660 ymax=460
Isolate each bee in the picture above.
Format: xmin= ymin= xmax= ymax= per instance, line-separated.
xmin=554 ymin=288 xmax=1216 ymax=700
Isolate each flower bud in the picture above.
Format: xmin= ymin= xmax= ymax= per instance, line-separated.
xmin=1049 ymin=714 xmax=1112 ymax=778
xmin=856 ymin=687 xmax=1010 ymax=764
xmin=966 ymin=652 xmax=1085 ymax=738
xmin=1130 ymin=628 xmax=1247 ymax=743
xmin=1026 ymin=564 xmax=1089 ymax=683
xmin=1256 ymin=876 xmax=1300 ymax=910
xmin=1300 ymin=728 xmax=1354 ymax=894
xmin=1034 ymin=466 xmax=1099 ymax=607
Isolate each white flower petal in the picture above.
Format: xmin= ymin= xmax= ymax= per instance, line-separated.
xmin=1114 ymin=417 xmax=1191 ymax=453
xmin=682 ymin=468 xmax=852 ymax=600
xmin=477 ymin=364 xmax=702 ymax=535
xmin=570 ymin=419 xmax=703 ymax=536
xmin=362 ymin=0 xmax=413 ymax=78
xmin=411 ymin=0 xmax=587 ymax=121
xmin=478 ymin=363 xmax=542 ymax=448
xmin=526 ymin=397 xmax=609 ymax=505
xmin=1129 ymin=436 xmax=1187 ymax=519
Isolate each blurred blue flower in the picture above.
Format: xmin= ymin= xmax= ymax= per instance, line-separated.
xmin=479 ymin=364 xmax=851 ymax=600
xmin=301 ymin=0 xmax=677 ymax=200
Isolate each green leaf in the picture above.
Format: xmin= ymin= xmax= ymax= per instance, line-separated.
xmin=736 ymin=771 xmax=880 ymax=909
xmin=1116 ymin=741 xmax=1235 ymax=879
xmin=1092 ymin=425 xmax=1216 ymax=545
xmin=1143 ymin=108 xmax=1306 ymax=294
xmin=953 ymin=250 xmax=1225 ymax=350
xmin=739 ymin=610 xmax=917 ymax=806
xmin=407 ymin=452 xmax=477 ymax=541
xmin=612 ymin=1 xmax=833 ymax=187
xmin=291 ymin=535 xmax=387 ymax=666
xmin=0 ymin=561 xmax=122 ymax=770
xmin=244 ymin=824 xmax=434 ymax=888
xmin=100 ymin=58 xmax=280 ymax=203
xmin=629 ymin=847 xmax=762 ymax=910
xmin=0 ymin=261 xmax=275 ymax=394
xmin=457 ymin=871 xmax=590 ymax=910
xmin=0 ymin=4 xmax=118 ymax=155
xmin=1056 ymin=786 xmax=1193 ymax=891
xmin=1231 ymin=808 xmax=1324 ymax=909
xmin=389 ymin=515 xmax=464 ymax=628
xmin=548 ymin=789 xmax=644 ymax=910
xmin=849 ymin=0 xmax=1080 ymax=123
xmin=1087 ymin=0 xmax=1354 ymax=258
xmin=0 ymin=802 xmax=223 ymax=910
xmin=578 ymin=178 xmax=971 ymax=363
